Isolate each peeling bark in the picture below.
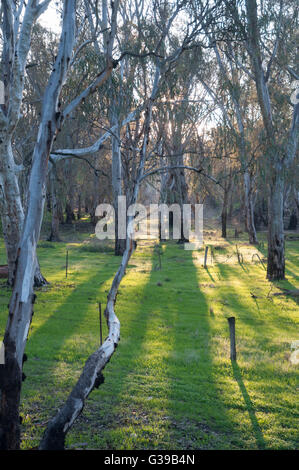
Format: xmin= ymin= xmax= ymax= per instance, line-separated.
xmin=0 ymin=135 xmax=24 ymax=286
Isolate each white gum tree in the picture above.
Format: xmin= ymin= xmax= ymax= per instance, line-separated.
xmin=0 ymin=0 xmax=52 ymax=286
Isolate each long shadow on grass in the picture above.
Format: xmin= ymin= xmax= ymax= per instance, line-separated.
xmin=67 ymin=247 xmax=158 ymax=449
xmin=231 ymin=361 xmax=265 ymax=448
xmin=216 ymin=261 xmax=267 ymax=450
xmin=23 ymin=258 xmax=118 ymax=403
xmin=160 ymin=244 xmax=237 ymax=449
xmin=70 ymin=243 xmax=234 ymax=449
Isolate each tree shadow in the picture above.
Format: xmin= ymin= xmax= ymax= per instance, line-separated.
xmin=215 ymin=261 xmax=269 ymax=449
xmin=61 ymin=246 xmax=157 ymax=448
xmin=159 ymin=244 xmax=240 ymax=449
xmin=27 ymin=266 xmax=116 ymax=362
xmin=231 ymin=361 xmax=266 ymax=449
xmin=205 ymin=267 xmax=216 ymax=282
xmin=82 ymin=242 xmax=237 ymax=450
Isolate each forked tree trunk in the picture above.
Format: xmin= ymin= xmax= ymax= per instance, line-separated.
xmin=0 ymin=0 xmax=51 ymax=287
xmin=267 ymin=171 xmax=285 ymax=280
xmin=244 ymin=170 xmax=258 ymax=244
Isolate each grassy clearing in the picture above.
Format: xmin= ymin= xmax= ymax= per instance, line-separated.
xmin=0 ymin=222 xmax=298 ymax=450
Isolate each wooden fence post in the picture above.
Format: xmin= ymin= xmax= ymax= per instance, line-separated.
xmin=227 ymin=316 xmax=237 ymax=361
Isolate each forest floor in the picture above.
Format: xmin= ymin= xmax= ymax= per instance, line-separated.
xmin=0 ymin=218 xmax=298 ymax=450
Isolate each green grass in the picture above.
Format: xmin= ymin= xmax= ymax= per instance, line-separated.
xmin=0 ymin=223 xmax=298 ymax=450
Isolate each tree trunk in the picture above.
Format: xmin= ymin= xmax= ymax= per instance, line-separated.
xmin=65 ymin=202 xmax=74 ymax=224
xmin=34 ymin=261 xmax=49 ymax=287
xmin=0 ymin=136 xmax=25 ymax=286
xmin=111 ymin=106 xmax=126 ymax=256
xmin=0 ymin=339 xmax=22 ymax=449
xmin=77 ymin=194 xmax=82 ymax=220
xmin=244 ymin=170 xmax=258 ymax=244
xmin=221 ymin=189 xmax=229 ymax=238
xmin=177 ymin=167 xmax=189 ymax=243
xmin=245 ymin=0 xmax=299 ymax=279
xmin=164 ymin=162 xmax=189 ymax=243
xmin=115 ymin=217 xmax=126 ymax=256
xmin=48 ymin=170 xmax=60 ymax=241
xmin=0 ymin=136 xmax=48 ymax=287
xmin=90 ymin=172 xmax=100 ymax=227
xmin=294 ymin=188 xmax=299 ymax=228
xmin=267 ymin=171 xmax=285 ymax=280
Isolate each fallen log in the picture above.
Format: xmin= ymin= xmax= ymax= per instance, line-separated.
xmin=39 ymin=238 xmax=136 ymax=449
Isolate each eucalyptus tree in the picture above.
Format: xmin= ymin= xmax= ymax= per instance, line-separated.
xmin=195 ymin=32 xmax=261 ymax=243
xmin=212 ymin=41 xmax=260 ymax=243
xmin=225 ymin=0 xmax=299 ymax=279
xmin=0 ymin=0 xmax=52 ymax=285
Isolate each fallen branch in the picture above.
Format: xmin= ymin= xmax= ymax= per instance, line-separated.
xmin=39 ymin=237 xmax=136 ymax=450
xmin=272 ymin=289 xmax=299 ymax=297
